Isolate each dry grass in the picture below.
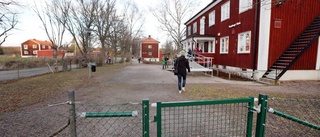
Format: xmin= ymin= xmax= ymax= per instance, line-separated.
xmin=185 ymin=83 xmax=319 ymax=100
xmin=0 ymin=64 xmax=124 ymax=114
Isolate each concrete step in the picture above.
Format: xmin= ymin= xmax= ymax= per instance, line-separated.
xmin=259 ymin=78 xmax=280 ymax=86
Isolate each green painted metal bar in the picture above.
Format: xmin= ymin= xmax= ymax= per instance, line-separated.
xmin=268 ymin=108 xmax=320 ymax=130
xmin=142 ymin=99 xmax=150 ymax=137
xmin=246 ymin=97 xmax=255 ymax=137
xmin=156 ymin=102 xmax=162 ymax=137
xmin=160 ymin=98 xmax=253 ymax=107
xmin=82 ymin=111 xmax=135 ymax=118
xmin=255 ymin=94 xmax=268 ymax=137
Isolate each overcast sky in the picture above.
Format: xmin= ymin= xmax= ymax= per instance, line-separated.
xmin=2 ymin=0 xmax=212 ymax=47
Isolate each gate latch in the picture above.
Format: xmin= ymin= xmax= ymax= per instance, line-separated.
xmin=251 ymin=104 xmax=261 ymax=113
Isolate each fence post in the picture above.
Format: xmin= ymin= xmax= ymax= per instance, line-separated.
xmin=68 ymin=90 xmax=77 ymax=137
xmin=156 ymin=102 xmax=162 ymax=137
xmin=142 ymin=98 xmax=150 ymax=137
xmin=255 ymin=94 xmax=268 ymax=137
xmin=246 ymin=97 xmax=255 ymax=137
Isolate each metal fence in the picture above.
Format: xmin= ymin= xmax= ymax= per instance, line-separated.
xmin=155 ymin=98 xmax=255 ymax=137
xmin=0 ymin=103 xmax=69 ymax=137
xmin=265 ymin=97 xmax=320 ymax=136
xmin=0 ymin=91 xmax=319 ymax=137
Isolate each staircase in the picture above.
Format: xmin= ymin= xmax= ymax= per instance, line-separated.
xmin=261 ymin=16 xmax=320 ymax=83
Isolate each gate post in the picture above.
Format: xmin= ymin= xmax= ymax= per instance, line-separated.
xmin=142 ymin=99 xmax=150 ymax=137
xmin=255 ymin=94 xmax=268 ymax=137
xmin=68 ymin=90 xmax=77 ymax=137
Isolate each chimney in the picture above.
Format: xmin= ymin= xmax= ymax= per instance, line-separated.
xmin=148 ymin=35 xmax=151 ymax=38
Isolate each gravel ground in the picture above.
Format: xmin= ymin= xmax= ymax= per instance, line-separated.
xmin=73 ymin=59 xmax=320 ymax=104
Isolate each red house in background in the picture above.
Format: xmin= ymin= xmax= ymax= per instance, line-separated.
xmin=140 ymin=35 xmax=160 ymax=61
xmin=182 ymin=0 xmax=320 ymax=82
xmin=21 ymin=39 xmax=64 ymax=58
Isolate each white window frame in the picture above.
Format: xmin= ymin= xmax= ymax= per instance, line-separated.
xmin=24 ymin=51 xmax=29 ymax=54
xmin=238 ymin=31 xmax=251 ymax=53
xmin=221 ymin=1 xmax=230 ymax=22
xmin=200 ymin=17 xmax=205 ymax=35
xmin=220 ymin=36 xmax=229 ymax=54
xmin=148 ymin=52 xmax=152 ymax=56
xmin=239 ymin=0 xmax=252 ymax=13
xmin=193 ymin=22 xmax=197 ymax=33
xmin=33 ymin=50 xmax=37 ymax=55
xmin=42 ymin=45 xmax=46 ymax=49
xmin=148 ymin=45 xmax=152 ymax=49
xmin=23 ymin=44 xmax=28 ymax=49
xmin=187 ymin=26 xmax=191 ymax=36
xmin=208 ymin=41 xmax=215 ymax=53
xmin=32 ymin=44 xmax=37 ymax=49
xmin=209 ymin=10 xmax=215 ymax=26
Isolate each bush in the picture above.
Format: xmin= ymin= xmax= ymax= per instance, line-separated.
xmin=0 ymin=47 xmax=4 ymax=55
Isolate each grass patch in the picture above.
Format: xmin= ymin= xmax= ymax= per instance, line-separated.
xmin=0 ymin=64 xmax=125 ymax=114
xmin=185 ymin=84 xmax=318 ymax=100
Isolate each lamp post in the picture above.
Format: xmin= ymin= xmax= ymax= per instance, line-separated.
xmin=85 ymin=28 xmax=95 ymax=78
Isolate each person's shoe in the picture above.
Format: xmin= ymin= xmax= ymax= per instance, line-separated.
xmin=179 ymin=90 xmax=182 ymax=94
xmin=182 ymin=87 xmax=185 ymax=91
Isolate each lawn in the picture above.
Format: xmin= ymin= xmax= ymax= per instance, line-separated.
xmin=0 ymin=64 xmax=124 ymax=114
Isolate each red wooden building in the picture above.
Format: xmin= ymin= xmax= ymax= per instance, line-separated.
xmin=21 ymin=39 xmax=65 ymax=58
xmin=140 ymin=35 xmax=160 ymax=61
xmin=182 ymin=0 xmax=320 ymax=81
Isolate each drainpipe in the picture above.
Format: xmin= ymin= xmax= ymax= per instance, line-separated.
xmin=252 ymin=0 xmax=260 ymax=79
xmin=192 ymin=36 xmax=197 ymax=50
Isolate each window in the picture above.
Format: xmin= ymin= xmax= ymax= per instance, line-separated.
xmin=24 ymin=44 xmax=28 ymax=49
xmin=238 ymin=31 xmax=251 ymax=53
xmin=148 ymin=52 xmax=152 ymax=56
xmin=24 ymin=51 xmax=29 ymax=54
xmin=200 ymin=17 xmax=205 ymax=35
xmin=239 ymin=0 xmax=252 ymax=13
xmin=220 ymin=36 xmax=229 ymax=54
xmin=208 ymin=41 xmax=215 ymax=53
xmin=221 ymin=1 xmax=230 ymax=22
xmin=42 ymin=45 xmax=46 ymax=49
xmin=187 ymin=26 xmax=191 ymax=36
xmin=148 ymin=45 xmax=152 ymax=49
xmin=32 ymin=44 xmax=37 ymax=49
xmin=33 ymin=50 xmax=37 ymax=55
xmin=209 ymin=10 xmax=215 ymax=26
xmin=193 ymin=22 xmax=197 ymax=33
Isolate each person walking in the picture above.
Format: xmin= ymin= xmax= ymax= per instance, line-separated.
xmin=162 ymin=57 xmax=166 ymax=69
xmin=174 ymin=51 xmax=190 ymax=94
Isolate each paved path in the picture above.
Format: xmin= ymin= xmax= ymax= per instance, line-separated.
xmin=0 ymin=65 xmax=77 ymax=82
xmin=74 ymin=59 xmax=263 ymax=104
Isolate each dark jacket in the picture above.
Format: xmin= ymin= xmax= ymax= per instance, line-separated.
xmin=174 ymin=55 xmax=190 ymax=76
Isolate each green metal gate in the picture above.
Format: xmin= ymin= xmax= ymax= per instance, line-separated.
xmin=155 ymin=97 xmax=255 ymax=137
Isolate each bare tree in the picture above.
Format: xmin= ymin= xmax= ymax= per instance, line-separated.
xmin=93 ymin=0 xmax=117 ymax=65
xmin=121 ymin=0 xmax=145 ymax=60
xmin=150 ymin=0 xmax=199 ymax=50
xmin=0 ymin=0 xmax=19 ymax=46
xmin=60 ymin=0 xmax=97 ymax=67
xmin=32 ymin=0 xmax=70 ymax=72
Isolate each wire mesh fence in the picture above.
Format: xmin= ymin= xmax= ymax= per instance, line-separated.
xmin=1 ymin=92 xmax=319 ymax=137
xmin=74 ymin=103 xmax=143 ymax=137
xmin=0 ymin=104 xmax=70 ymax=137
xmin=156 ymin=98 xmax=255 ymax=137
xmin=265 ymin=98 xmax=320 ymax=137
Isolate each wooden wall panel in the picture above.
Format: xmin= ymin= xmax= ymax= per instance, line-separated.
xmin=268 ymin=0 xmax=320 ymax=70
